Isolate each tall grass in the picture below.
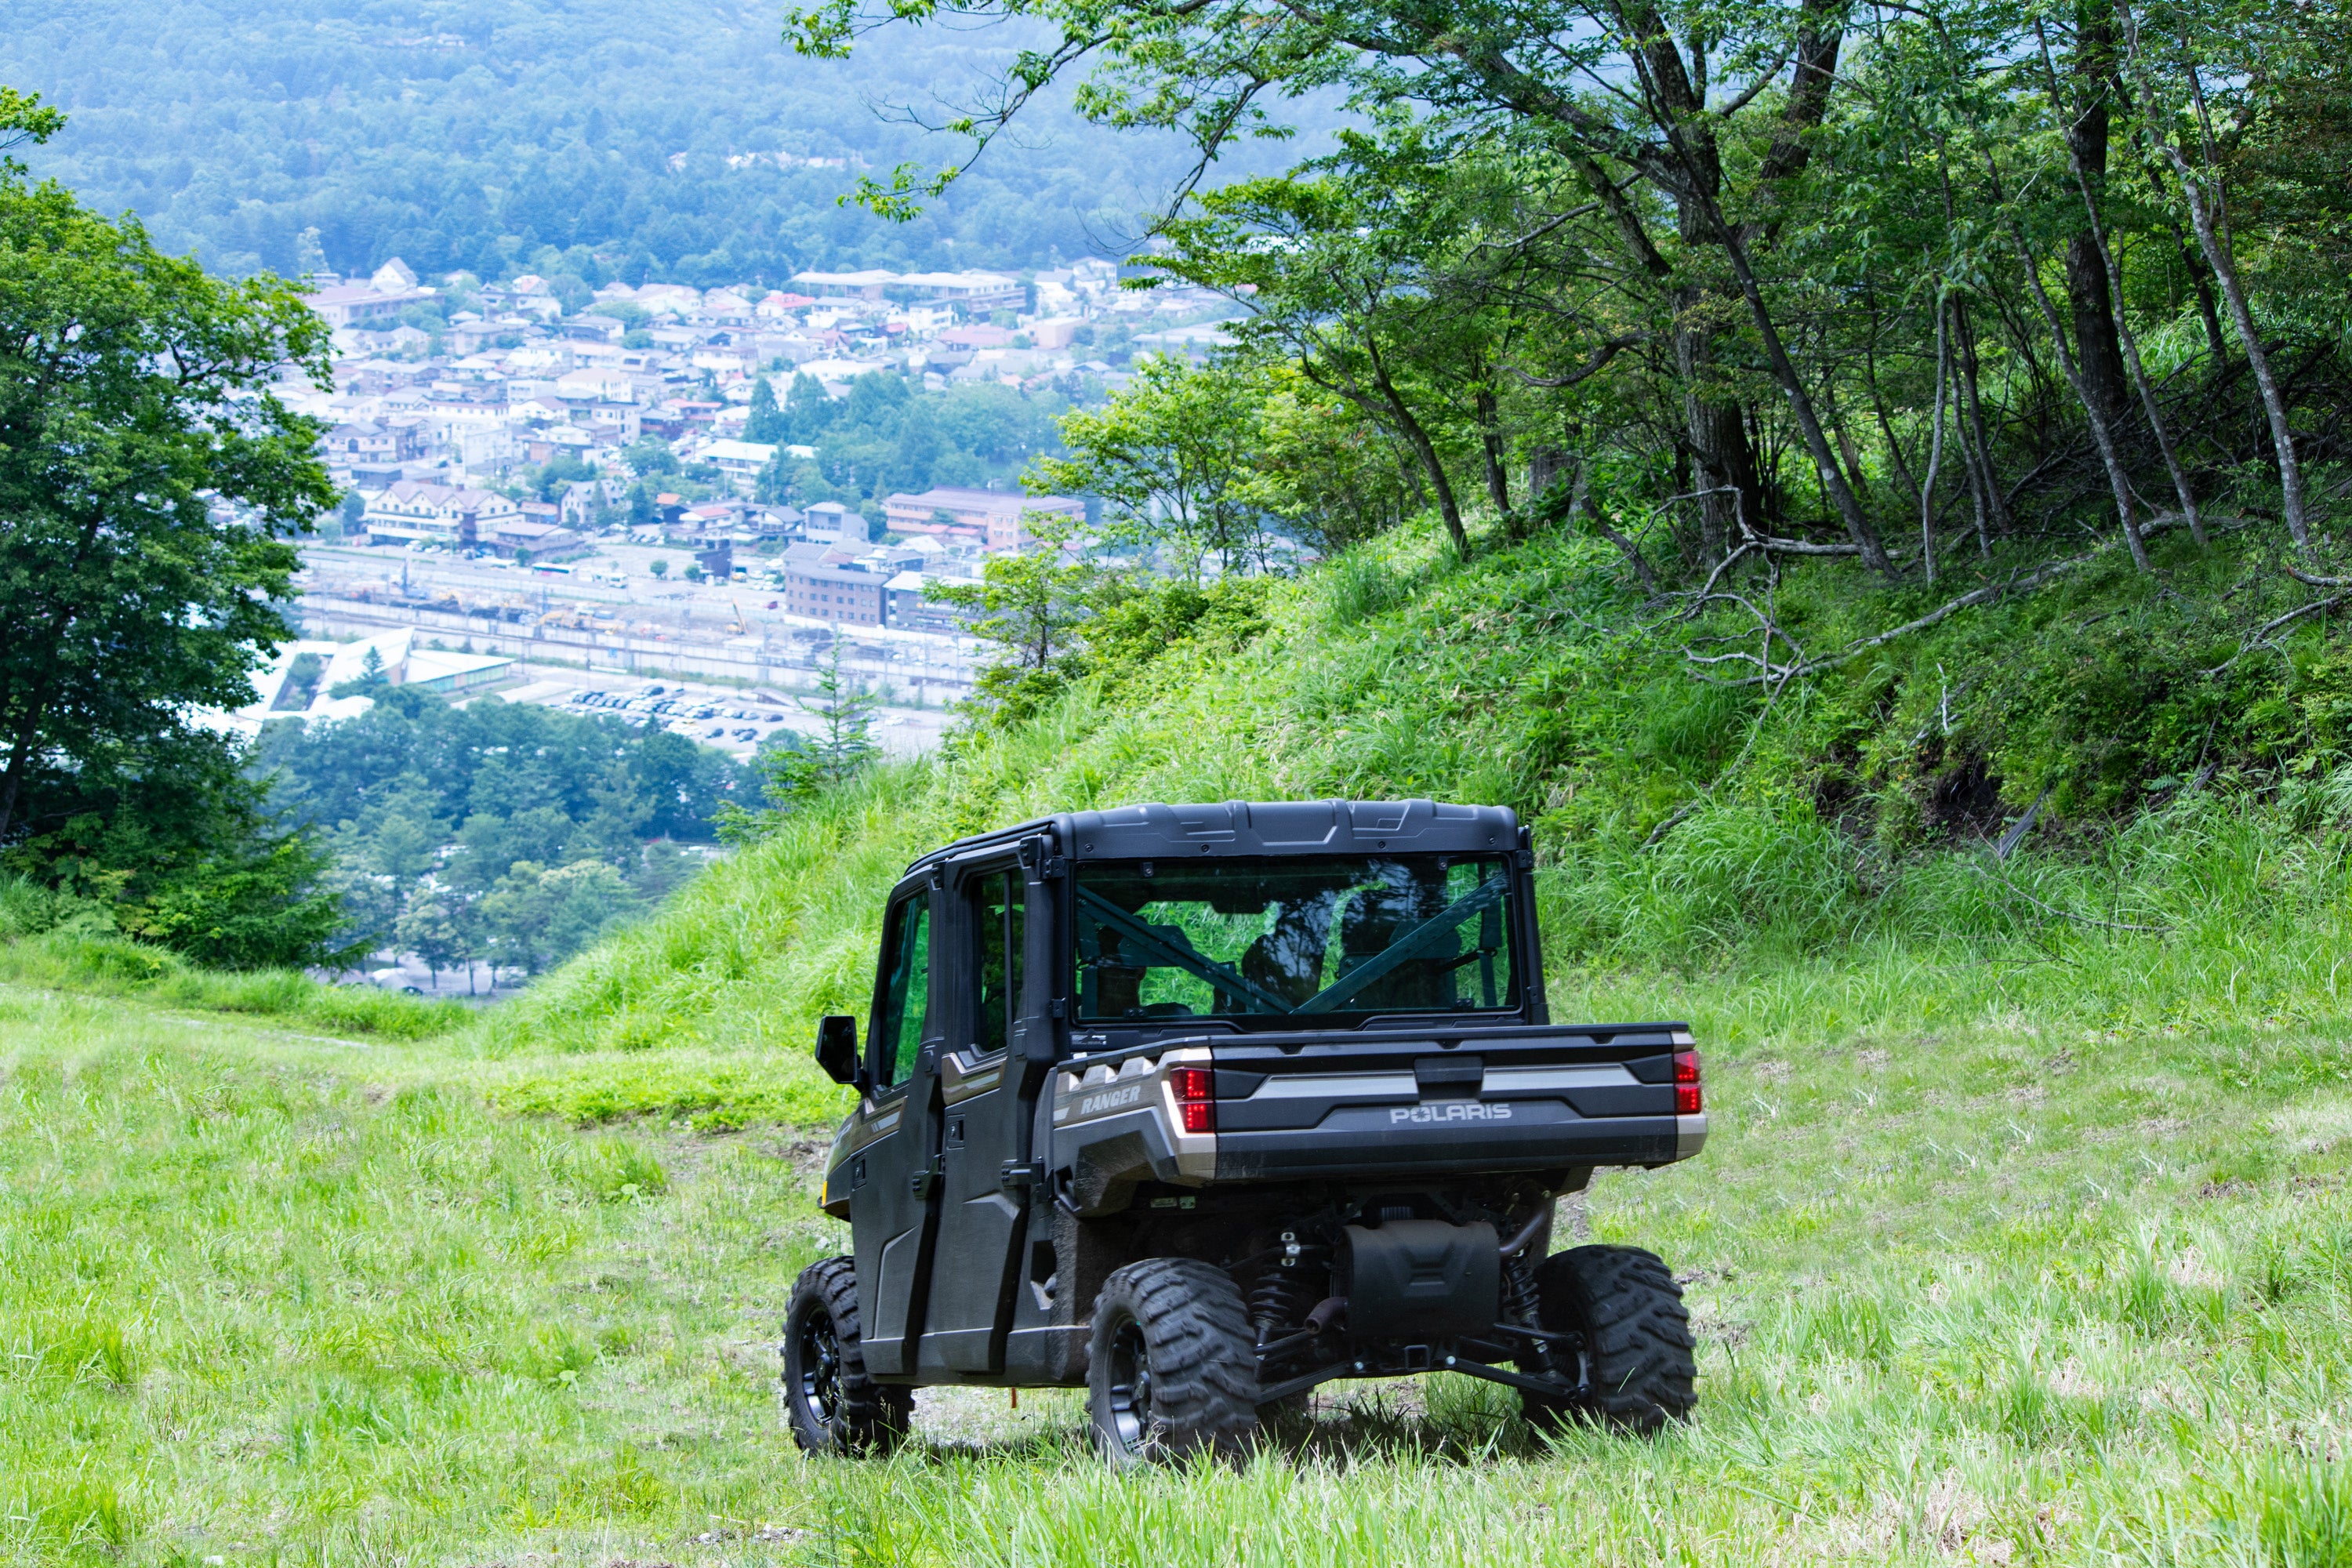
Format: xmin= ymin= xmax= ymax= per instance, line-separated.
xmin=13 ymin=938 xmax=2352 ymax=1566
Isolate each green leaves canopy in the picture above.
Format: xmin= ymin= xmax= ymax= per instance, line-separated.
xmin=0 ymin=119 xmax=336 ymax=840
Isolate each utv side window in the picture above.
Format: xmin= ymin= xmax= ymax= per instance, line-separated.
xmin=873 ymin=896 xmax=931 ymax=1092
xmin=972 ymin=869 xmax=1025 ymax=1058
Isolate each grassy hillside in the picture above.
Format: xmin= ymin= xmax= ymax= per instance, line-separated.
xmin=481 ymin=516 xmax=2352 ymax=1131
xmin=16 ymin=516 xmax=2352 ymax=1563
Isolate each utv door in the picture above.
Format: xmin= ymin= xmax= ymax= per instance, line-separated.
xmin=918 ymin=862 xmax=1040 ymax=1374
xmin=849 ymin=883 xmax=946 ymax=1377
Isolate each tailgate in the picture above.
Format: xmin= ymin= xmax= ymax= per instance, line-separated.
xmin=1209 ymin=1022 xmax=1697 ymax=1181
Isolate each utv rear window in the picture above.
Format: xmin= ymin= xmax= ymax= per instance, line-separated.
xmin=1072 ymin=855 xmax=1519 ymax=1024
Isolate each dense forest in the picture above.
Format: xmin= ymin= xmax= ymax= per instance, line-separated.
xmin=252 ymin=688 xmax=742 ymax=984
xmin=0 ymin=0 xmax=1328 ymax=283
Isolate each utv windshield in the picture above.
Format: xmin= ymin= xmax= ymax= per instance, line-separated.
xmin=1071 ymin=855 xmax=1520 ymax=1025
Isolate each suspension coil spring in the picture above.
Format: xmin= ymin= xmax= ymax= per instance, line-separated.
xmin=1501 ymin=1250 xmax=1554 ymax=1373
xmin=1501 ymin=1250 xmax=1543 ymax=1327
xmin=1250 ymin=1230 xmax=1333 ymax=1338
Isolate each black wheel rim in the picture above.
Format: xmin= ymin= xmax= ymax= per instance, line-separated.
xmin=1103 ymin=1314 xmax=1153 ymax=1454
xmin=794 ymin=1306 xmax=844 ymax=1436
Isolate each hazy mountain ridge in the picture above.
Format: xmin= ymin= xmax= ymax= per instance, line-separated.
xmin=0 ymin=0 xmax=1319 ymax=281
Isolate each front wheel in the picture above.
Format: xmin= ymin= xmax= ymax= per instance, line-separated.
xmin=1520 ymin=1244 xmax=1696 ymax=1435
xmin=1086 ymin=1258 xmax=1260 ymax=1466
xmin=781 ymin=1256 xmax=913 ymax=1454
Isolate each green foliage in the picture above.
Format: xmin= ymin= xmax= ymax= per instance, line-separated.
xmin=2 ymin=728 xmax=353 ymax=971
xmin=0 ymin=125 xmax=336 ymax=875
xmin=931 ymin=514 xmax=1120 ymax=731
xmin=0 ymin=906 xmax=465 ymax=1034
xmin=1080 ymin=577 xmax=1272 ymax=685
xmin=259 ymin=686 xmax=740 ymax=857
xmin=815 ymin=0 xmax=2347 ymax=606
xmin=719 ymin=642 xmax=880 ymax=844
xmin=527 ymin=452 xmax=597 ymax=503
xmin=485 ymin=1057 xmax=849 ymax=1131
xmin=742 ymin=376 xmax=786 ymax=445
xmin=623 ymin=437 xmax=677 ymax=477
xmin=0 ymin=85 xmax=64 ymax=165
xmin=477 ymin=860 xmax=648 ymax=978
xmin=394 ymin=884 xmax=470 ymax=985
xmin=761 ymin=372 xmax=1073 ymax=510
xmin=252 ymin=685 xmax=740 ymax=978
xmin=1037 ymin=354 xmax=1287 ymax=579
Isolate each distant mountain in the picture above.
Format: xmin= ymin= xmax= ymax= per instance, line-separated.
xmin=0 ymin=0 xmax=1325 ymax=284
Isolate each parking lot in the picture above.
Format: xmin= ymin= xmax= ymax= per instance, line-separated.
xmin=488 ymin=672 xmax=947 ymax=759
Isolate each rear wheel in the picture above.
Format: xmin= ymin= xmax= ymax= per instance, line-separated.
xmin=1521 ymin=1245 xmax=1696 ymax=1434
xmin=1086 ymin=1258 xmax=1260 ymax=1466
xmin=781 ymin=1256 xmax=913 ymax=1454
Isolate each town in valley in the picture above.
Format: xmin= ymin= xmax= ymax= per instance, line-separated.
xmin=238 ymin=257 xmax=1240 ymax=755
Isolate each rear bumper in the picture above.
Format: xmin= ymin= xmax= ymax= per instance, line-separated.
xmin=1045 ymin=1022 xmax=1705 ymax=1208
xmin=1677 ymin=1112 xmax=1708 ymax=1160
xmin=1214 ymin=1109 xmax=1679 ymax=1181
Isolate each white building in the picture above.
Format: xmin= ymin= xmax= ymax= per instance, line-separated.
xmin=362 ymin=481 xmax=524 ymax=548
xmin=893 ymin=270 xmax=1025 ymax=314
xmin=791 ymin=269 xmax=898 ymax=300
xmin=702 ymin=439 xmax=779 ymax=492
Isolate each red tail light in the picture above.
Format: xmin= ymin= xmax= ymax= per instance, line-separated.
xmin=1171 ymin=1065 xmax=1215 ymax=1134
xmin=1673 ymin=1049 xmax=1702 ymax=1116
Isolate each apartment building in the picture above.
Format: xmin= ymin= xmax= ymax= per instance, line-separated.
xmin=881 ymin=486 xmax=1085 ymax=551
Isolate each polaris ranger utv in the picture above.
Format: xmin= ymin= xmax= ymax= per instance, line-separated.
xmin=782 ymin=800 xmax=1704 ymax=1462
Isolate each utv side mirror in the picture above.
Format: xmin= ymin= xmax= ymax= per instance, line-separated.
xmin=816 ymin=1014 xmax=863 ymax=1088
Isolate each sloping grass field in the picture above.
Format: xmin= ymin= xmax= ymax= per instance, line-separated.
xmin=12 ymin=949 xmax=2352 ymax=1566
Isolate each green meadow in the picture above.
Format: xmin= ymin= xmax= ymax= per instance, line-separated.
xmin=15 ymin=524 xmax=2352 ymax=1563
xmin=14 ymin=911 xmax=2352 ymax=1565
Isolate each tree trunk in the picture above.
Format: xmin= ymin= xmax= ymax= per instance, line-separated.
xmin=1861 ymin=318 xmax=1924 ymax=513
xmin=1950 ymin=336 xmax=1991 ymax=558
xmin=2042 ymin=21 xmax=2205 ymax=547
xmin=2088 ymin=185 xmax=2206 ymax=549
xmin=2009 ymin=219 xmax=2152 ymax=572
xmin=1528 ymin=444 xmax=1572 ymax=500
xmin=2130 ymin=45 xmax=2311 ymax=551
xmin=1671 ymin=278 xmax=1762 ymax=561
xmin=1951 ymin=297 xmax=2010 ymax=538
xmin=1824 ymin=387 xmax=1873 ymax=503
xmin=1664 ymin=172 xmax=1894 ymax=575
xmin=0 ymin=724 xmax=35 ymax=847
xmin=1474 ymin=383 xmax=1513 ymax=523
xmin=0 ymin=665 xmax=56 ymax=845
xmin=1571 ymin=453 xmax=1663 ymax=593
xmin=1921 ymin=290 xmax=1951 ymax=588
xmin=2062 ymin=2 xmax=2132 ymax=427
xmin=1367 ymin=339 xmax=1471 ymax=554
xmin=1932 ymin=150 xmax=2007 ymax=546
xmin=2140 ymin=145 xmax=2230 ymax=368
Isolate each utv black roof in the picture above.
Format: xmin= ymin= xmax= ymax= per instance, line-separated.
xmin=902 ymin=800 xmax=1525 ymax=877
